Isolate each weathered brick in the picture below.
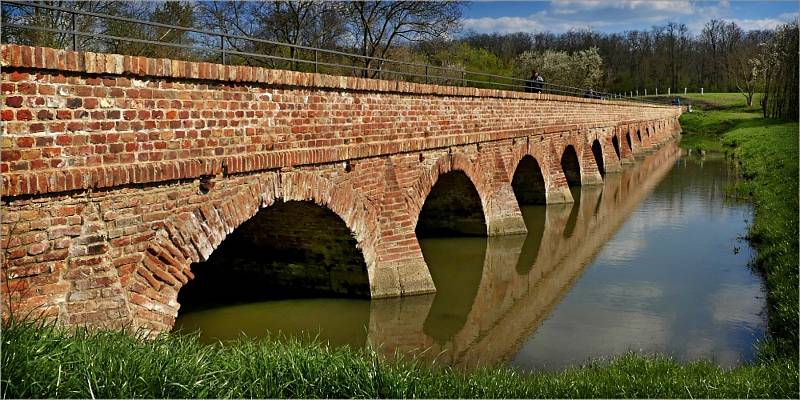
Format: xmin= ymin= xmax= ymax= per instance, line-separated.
xmin=6 ymin=96 xmax=23 ymax=107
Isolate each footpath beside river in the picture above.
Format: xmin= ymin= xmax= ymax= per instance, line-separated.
xmin=3 ymin=94 xmax=798 ymax=398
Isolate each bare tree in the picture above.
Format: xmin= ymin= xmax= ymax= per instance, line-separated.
xmin=103 ymin=2 xmax=196 ymax=59
xmin=1 ymin=1 xmax=124 ymax=51
xmin=760 ymin=21 xmax=799 ymax=119
xmin=195 ymin=1 xmax=345 ymax=68
xmin=341 ymin=1 xmax=462 ymax=78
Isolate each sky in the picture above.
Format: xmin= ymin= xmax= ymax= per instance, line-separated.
xmin=461 ymin=1 xmax=799 ymax=35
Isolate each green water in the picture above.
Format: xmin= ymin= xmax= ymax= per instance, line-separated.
xmin=174 ymin=145 xmax=766 ymax=371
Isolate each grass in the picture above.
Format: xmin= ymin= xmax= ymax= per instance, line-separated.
xmin=3 ymin=318 xmax=798 ymax=399
xmin=649 ymin=93 xmax=765 ymax=152
xmin=645 ymin=92 xmax=760 ymax=108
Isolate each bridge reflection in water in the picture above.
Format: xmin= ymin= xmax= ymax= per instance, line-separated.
xmin=368 ymin=142 xmax=684 ymax=369
xmin=175 ymin=142 xmax=765 ymax=371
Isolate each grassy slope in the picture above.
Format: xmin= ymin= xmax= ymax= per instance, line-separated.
xmin=670 ymin=93 xmax=764 ymax=152
xmin=3 ymin=319 xmax=798 ymax=399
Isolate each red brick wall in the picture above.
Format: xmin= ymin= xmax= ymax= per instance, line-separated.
xmin=1 ymin=45 xmax=682 ymax=333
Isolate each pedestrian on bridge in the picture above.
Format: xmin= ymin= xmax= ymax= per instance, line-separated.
xmin=525 ymin=69 xmax=544 ymax=93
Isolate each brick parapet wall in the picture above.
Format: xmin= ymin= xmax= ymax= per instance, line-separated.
xmin=1 ymin=44 xmax=679 ymax=198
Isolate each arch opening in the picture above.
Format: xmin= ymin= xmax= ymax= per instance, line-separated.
xmin=177 ymin=200 xmax=370 ymax=314
xmin=626 ymin=132 xmax=633 ymax=152
xmin=560 ymin=145 xmax=582 ymax=187
xmin=637 ymin=129 xmax=642 ymax=143
xmin=612 ymin=135 xmax=621 ymax=160
xmin=591 ymin=140 xmax=606 ymax=176
xmin=511 ymin=155 xmax=547 ymax=205
xmin=416 ymin=170 xmax=487 ymax=237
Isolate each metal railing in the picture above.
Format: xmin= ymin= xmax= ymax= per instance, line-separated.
xmin=1 ymin=0 xmax=665 ymax=104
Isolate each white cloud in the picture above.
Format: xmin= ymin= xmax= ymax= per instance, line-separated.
xmin=462 ymin=0 xmax=792 ymax=35
xmin=463 ymin=16 xmax=547 ymax=34
xmin=730 ymin=18 xmax=789 ymax=31
xmin=553 ymin=0 xmax=695 ymax=13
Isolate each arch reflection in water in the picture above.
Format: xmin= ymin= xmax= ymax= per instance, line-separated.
xmin=369 ymin=144 xmax=684 ymax=369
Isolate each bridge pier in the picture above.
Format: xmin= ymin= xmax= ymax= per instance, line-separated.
xmin=485 ymin=186 xmax=529 ymax=236
xmin=544 ymin=169 xmax=575 ymax=204
xmin=601 ymin=132 xmax=624 ymax=174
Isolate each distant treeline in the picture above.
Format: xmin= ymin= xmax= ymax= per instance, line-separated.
xmin=2 ymin=1 xmax=797 ymax=119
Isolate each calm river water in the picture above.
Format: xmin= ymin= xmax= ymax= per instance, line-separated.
xmin=174 ymin=144 xmax=766 ymax=371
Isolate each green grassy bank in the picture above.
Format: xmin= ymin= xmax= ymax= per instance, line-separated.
xmin=650 ymin=92 xmax=765 ymax=152
xmin=3 ymin=93 xmax=798 ymax=399
xmin=3 ymin=319 xmax=798 ymax=398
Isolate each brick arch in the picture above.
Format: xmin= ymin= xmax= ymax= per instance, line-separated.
xmin=408 ymin=152 xmax=490 ymax=230
xmin=127 ymin=171 xmax=381 ymax=333
xmin=625 ymin=130 xmax=635 ymax=152
xmin=510 ymin=153 xmax=549 ymax=205
xmin=590 ymin=138 xmax=606 ymax=176
xmin=508 ymin=142 xmax=553 ymax=197
xmin=611 ymin=133 xmax=622 ymax=160
xmin=560 ymin=143 xmax=583 ymax=186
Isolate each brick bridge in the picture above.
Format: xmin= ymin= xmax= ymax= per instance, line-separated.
xmin=1 ymin=45 xmax=681 ymax=333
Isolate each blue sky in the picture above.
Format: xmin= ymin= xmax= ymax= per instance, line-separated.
xmin=462 ymin=1 xmax=799 ymax=34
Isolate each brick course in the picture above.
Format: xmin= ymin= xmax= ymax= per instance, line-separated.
xmin=1 ymin=45 xmax=682 ymax=334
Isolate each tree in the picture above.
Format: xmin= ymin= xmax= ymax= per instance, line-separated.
xmin=103 ymin=2 xmax=196 ymax=60
xmin=731 ymin=30 xmax=769 ymax=107
xmin=341 ymin=1 xmax=462 ymax=78
xmin=660 ymin=22 xmax=689 ymax=92
xmin=1 ymin=1 xmax=124 ymax=51
xmin=515 ymin=47 xmax=604 ymax=91
xmin=734 ymin=56 xmax=761 ymax=107
xmin=760 ymin=21 xmax=799 ymax=120
xmin=195 ymin=1 xmax=345 ymax=68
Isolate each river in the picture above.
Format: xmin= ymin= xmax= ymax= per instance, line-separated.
xmin=174 ymin=143 xmax=766 ymax=372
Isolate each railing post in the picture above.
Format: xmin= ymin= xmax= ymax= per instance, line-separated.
xmin=220 ymin=35 xmax=226 ymax=65
xmin=425 ymin=65 xmax=428 ymax=84
xmin=461 ymin=71 xmax=465 ymax=86
xmin=71 ymin=11 xmax=77 ymax=51
xmin=314 ymin=50 xmax=318 ymax=74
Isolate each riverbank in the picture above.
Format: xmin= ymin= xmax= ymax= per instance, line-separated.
xmin=3 ymin=318 xmax=797 ymax=398
xmin=650 ymin=93 xmax=764 ymax=152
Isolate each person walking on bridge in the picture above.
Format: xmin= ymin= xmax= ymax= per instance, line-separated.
xmin=525 ymin=69 xmax=544 ymax=93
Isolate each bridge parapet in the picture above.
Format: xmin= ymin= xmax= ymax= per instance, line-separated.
xmin=2 ymin=44 xmax=679 ymax=197
xmin=1 ymin=45 xmax=682 ymax=333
